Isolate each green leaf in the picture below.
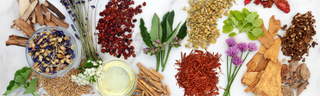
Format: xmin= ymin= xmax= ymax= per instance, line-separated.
xmin=166 ymin=11 xmax=175 ymax=36
xmin=251 ymin=28 xmax=263 ymax=36
xmin=243 ymin=23 xmax=252 ymax=31
xmin=24 ymin=78 xmax=38 ymax=95
xmin=234 ymin=10 xmax=245 ymax=20
xmin=21 ymin=68 xmax=31 ymax=79
xmin=161 ymin=12 xmax=170 ymax=42
xmin=256 ymin=30 xmax=265 ymax=37
xmin=246 ymin=12 xmax=258 ymax=23
xmin=150 ymin=13 xmax=160 ymax=42
xmin=223 ymin=19 xmax=232 ymax=25
xmin=229 ymin=32 xmax=237 ymax=37
xmin=228 ymin=10 xmax=235 ymax=20
xmin=166 ymin=22 xmax=181 ymax=44
xmin=140 ymin=18 xmax=153 ymax=47
xmin=176 ymin=21 xmax=187 ymax=40
xmin=83 ymin=62 xmax=93 ymax=67
xmin=166 ymin=20 xmax=173 ymax=41
xmin=231 ymin=17 xmax=238 ymax=26
xmin=14 ymin=75 xmax=23 ymax=84
xmin=89 ymin=76 xmax=96 ymax=83
xmin=78 ymin=67 xmax=85 ymax=70
xmin=223 ymin=24 xmax=233 ymax=33
xmin=242 ymin=8 xmax=250 ymax=17
xmin=247 ymin=32 xmax=258 ymax=40
xmin=4 ymin=80 xmax=21 ymax=96
xmin=252 ymin=19 xmax=263 ymax=27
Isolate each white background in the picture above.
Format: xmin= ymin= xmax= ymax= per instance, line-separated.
xmin=0 ymin=0 xmax=320 ymax=96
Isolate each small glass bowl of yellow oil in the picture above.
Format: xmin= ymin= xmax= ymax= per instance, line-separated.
xmin=95 ymin=58 xmax=137 ymax=96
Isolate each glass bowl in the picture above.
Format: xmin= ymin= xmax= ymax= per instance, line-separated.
xmin=25 ymin=26 xmax=79 ymax=78
xmin=95 ymin=58 xmax=137 ymax=96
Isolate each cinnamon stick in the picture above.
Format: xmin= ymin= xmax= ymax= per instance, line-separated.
xmin=13 ymin=19 xmax=35 ymax=37
xmin=6 ymin=35 xmax=29 ymax=47
xmin=44 ymin=0 xmax=65 ymax=20
xmin=41 ymin=4 xmax=69 ymax=28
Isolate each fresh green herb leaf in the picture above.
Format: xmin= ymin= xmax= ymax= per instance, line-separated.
xmin=140 ymin=18 xmax=153 ymax=47
xmin=166 ymin=19 xmax=173 ymax=42
xmin=89 ymin=76 xmax=96 ymax=83
xmin=78 ymin=67 xmax=85 ymax=70
xmin=243 ymin=23 xmax=252 ymax=31
xmin=14 ymin=75 xmax=23 ymax=84
xmin=247 ymin=32 xmax=258 ymax=40
xmin=231 ymin=17 xmax=238 ymax=26
xmin=23 ymin=78 xmax=38 ymax=95
xmin=223 ymin=24 xmax=233 ymax=33
xmin=150 ymin=13 xmax=160 ymax=42
xmin=166 ymin=11 xmax=175 ymax=36
xmin=4 ymin=80 xmax=21 ymax=96
xmin=176 ymin=21 xmax=187 ymax=40
xmin=246 ymin=12 xmax=258 ymax=23
xmin=166 ymin=22 xmax=181 ymax=44
xmin=251 ymin=28 xmax=263 ymax=36
xmin=228 ymin=10 xmax=235 ymax=20
xmin=234 ymin=10 xmax=245 ymax=20
xmin=21 ymin=68 xmax=31 ymax=79
xmin=229 ymin=32 xmax=237 ymax=37
xmin=252 ymin=19 xmax=263 ymax=27
xmin=242 ymin=8 xmax=250 ymax=16
xmin=161 ymin=12 xmax=170 ymax=42
xmin=223 ymin=19 xmax=233 ymax=25
xmin=256 ymin=30 xmax=265 ymax=37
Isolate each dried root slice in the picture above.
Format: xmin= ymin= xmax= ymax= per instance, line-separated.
xmin=258 ymin=45 xmax=266 ymax=54
xmin=150 ymin=68 xmax=164 ymax=79
xmin=138 ymin=78 xmax=160 ymax=96
xmin=34 ymin=0 xmax=44 ymax=26
xmin=165 ymin=84 xmax=171 ymax=96
xmin=137 ymin=62 xmax=160 ymax=82
xmin=255 ymin=56 xmax=269 ymax=72
xmin=41 ymin=4 xmax=69 ymax=29
xmin=6 ymin=35 xmax=28 ymax=47
xmin=13 ymin=19 xmax=35 ymax=37
xmin=268 ymin=15 xmax=281 ymax=37
xmin=20 ymin=0 xmax=38 ymax=21
xmin=264 ymin=38 xmax=281 ymax=63
xmin=258 ymin=22 xmax=274 ymax=48
xmin=18 ymin=0 xmax=31 ymax=17
xmin=241 ymin=72 xmax=259 ymax=86
xmin=246 ymin=53 xmax=261 ymax=72
xmin=44 ymin=0 xmax=65 ymax=20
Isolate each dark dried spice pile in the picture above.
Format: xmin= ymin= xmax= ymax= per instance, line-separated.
xmin=175 ymin=50 xmax=221 ymax=96
xmin=245 ymin=0 xmax=290 ymax=13
xmin=278 ymin=11 xmax=317 ymax=62
xmin=281 ymin=62 xmax=310 ymax=96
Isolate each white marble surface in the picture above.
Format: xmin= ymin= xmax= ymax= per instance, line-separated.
xmin=1 ymin=0 xmax=320 ymax=96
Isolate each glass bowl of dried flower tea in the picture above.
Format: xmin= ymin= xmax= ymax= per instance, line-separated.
xmin=25 ymin=26 xmax=79 ymax=78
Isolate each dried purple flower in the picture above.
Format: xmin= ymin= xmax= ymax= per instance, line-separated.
xmin=237 ymin=42 xmax=248 ymax=52
xmin=248 ymin=42 xmax=258 ymax=52
xmin=226 ymin=38 xmax=237 ymax=47
xmin=232 ymin=56 xmax=243 ymax=66
xmin=225 ymin=46 xmax=239 ymax=57
xmin=156 ymin=39 xmax=161 ymax=43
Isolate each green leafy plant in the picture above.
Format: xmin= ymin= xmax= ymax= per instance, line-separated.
xmin=222 ymin=8 xmax=264 ymax=40
xmin=140 ymin=11 xmax=187 ymax=72
xmin=72 ymin=57 xmax=103 ymax=85
xmin=4 ymin=67 xmax=38 ymax=96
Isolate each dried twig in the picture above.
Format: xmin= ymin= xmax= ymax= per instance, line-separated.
xmin=41 ymin=4 xmax=69 ymax=28
xmin=44 ymin=0 xmax=65 ymax=20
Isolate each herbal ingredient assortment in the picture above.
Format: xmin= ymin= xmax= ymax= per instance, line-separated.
xmin=2 ymin=0 xmax=320 ymax=96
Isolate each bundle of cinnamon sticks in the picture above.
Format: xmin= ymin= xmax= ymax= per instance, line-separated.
xmin=7 ymin=0 xmax=68 ymax=47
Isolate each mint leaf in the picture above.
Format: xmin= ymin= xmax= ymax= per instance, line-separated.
xmin=229 ymin=32 xmax=237 ymax=37
xmin=252 ymin=19 xmax=263 ymax=27
xmin=23 ymin=78 xmax=38 ymax=95
xmin=242 ymin=8 xmax=250 ymax=17
xmin=223 ymin=19 xmax=232 ymax=25
xmin=234 ymin=10 xmax=245 ymax=20
xmin=231 ymin=17 xmax=238 ymax=26
xmin=247 ymin=32 xmax=258 ymax=40
xmin=246 ymin=12 xmax=258 ymax=23
xmin=223 ymin=24 xmax=233 ymax=33
xmin=161 ymin=12 xmax=170 ymax=42
xmin=4 ymin=80 xmax=21 ymax=96
xmin=140 ymin=18 xmax=153 ymax=47
xmin=166 ymin=11 xmax=175 ymax=36
xmin=251 ymin=28 xmax=263 ymax=36
xmin=150 ymin=13 xmax=160 ymax=42
xmin=176 ymin=21 xmax=187 ymax=40
xmin=256 ymin=30 xmax=265 ymax=37
xmin=21 ymin=68 xmax=31 ymax=79
xmin=166 ymin=22 xmax=181 ymax=44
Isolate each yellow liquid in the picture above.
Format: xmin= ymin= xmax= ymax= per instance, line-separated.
xmin=97 ymin=60 xmax=136 ymax=96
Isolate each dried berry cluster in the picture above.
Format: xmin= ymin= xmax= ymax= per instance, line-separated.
xmin=245 ymin=0 xmax=290 ymax=13
xmin=279 ymin=11 xmax=317 ymax=62
xmin=96 ymin=0 xmax=146 ymax=59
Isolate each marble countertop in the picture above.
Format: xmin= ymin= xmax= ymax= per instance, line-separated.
xmin=1 ymin=0 xmax=320 ymax=96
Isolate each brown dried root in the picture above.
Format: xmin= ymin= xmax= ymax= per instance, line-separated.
xmin=41 ymin=4 xmax=69 ymax=29
xmin=13 ymin=19 xmax=35 ymax=37
xmin=6 ymin=35 xmax=28 ymax=47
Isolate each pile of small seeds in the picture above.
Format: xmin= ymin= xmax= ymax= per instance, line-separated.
xmin=185 ymin=0 xmax=233 ymax=49
xmin=96 ymin=0 xmax=146 ymax=59
xmin=28 ymin=30 xmax=75 ymax=74
xmin=278 ymin=11 xmax=317 ymax=62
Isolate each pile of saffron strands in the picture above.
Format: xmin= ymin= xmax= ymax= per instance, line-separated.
xmin=175 ymin=50 xmax=222 ymax=96
xmin=60 ymin=0 xmax=100 ymax=60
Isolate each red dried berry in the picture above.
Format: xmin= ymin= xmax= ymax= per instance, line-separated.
xmin=143 ymin=2 xmax=146 ymax=6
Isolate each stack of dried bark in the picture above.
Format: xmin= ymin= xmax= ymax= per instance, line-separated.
xmin=6 ymin=0 xmax=68 ymax=47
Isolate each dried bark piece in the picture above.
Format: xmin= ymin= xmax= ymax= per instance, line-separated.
xmin=43 ymin=19 xmax=58 ymax=26
xmin=41 ymin=4 xmax=69 ymax=29
xmin=258 ymin=22 xmax=274 ymax=48
xmin=138 ymin=78 xmax=160 ymax=96
xmin=150 ymin=68 xmax=164 ymax=79
xmin=268 ymin=15 xmax=281 ymax=37
xmin=44 ymin=0 xmax=65 ymax=20
xmin=255 ymin=56 xmax=269 ymax=72
xmin=258 ymin=45 xmax=267 ymax=54
xmin=282 ymin=85 xmax=294 ymax=96
xmin=34 ymin=0 xmax=44 ymax=26
xmin=281 ymin=64 xmax=289 ymax=81
xmin=291 ymin=61 xmax=299 ymax=72
xmin=297 ymin=81 xmax=309 ymax=96
xmin=18 ymin=0 xmax=31 ymax=17
xmin=45 ymin=12 xmax=51 ymax=21
xmin=264 ymin=38 xmax=281 ymax=63
xmin=246 ymin=53 xmax=261 ymax=72
xmin=20 ymin=0 xmax=38 ymax=21
xmin=13 ymin=19 xmax=35 ymax=37
xmin=244 ymin=70 xmax=264 ymax=93
xmin=30 ymin=11 xmax=36 ymax=24
xmin=300 ymin=63 xmax=310 ymax=81
xmin=6 ymin=35 xmax=28 ymax=47
xmin=241 ymin=72 xmax=259 ymax=86
xmin=252 ymin=61 xmax=282 ymax=96
xmin=148 ymin=77 xmax=165 ymax=92
xmin=137 ymin=62 xmax=160 ymax=82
